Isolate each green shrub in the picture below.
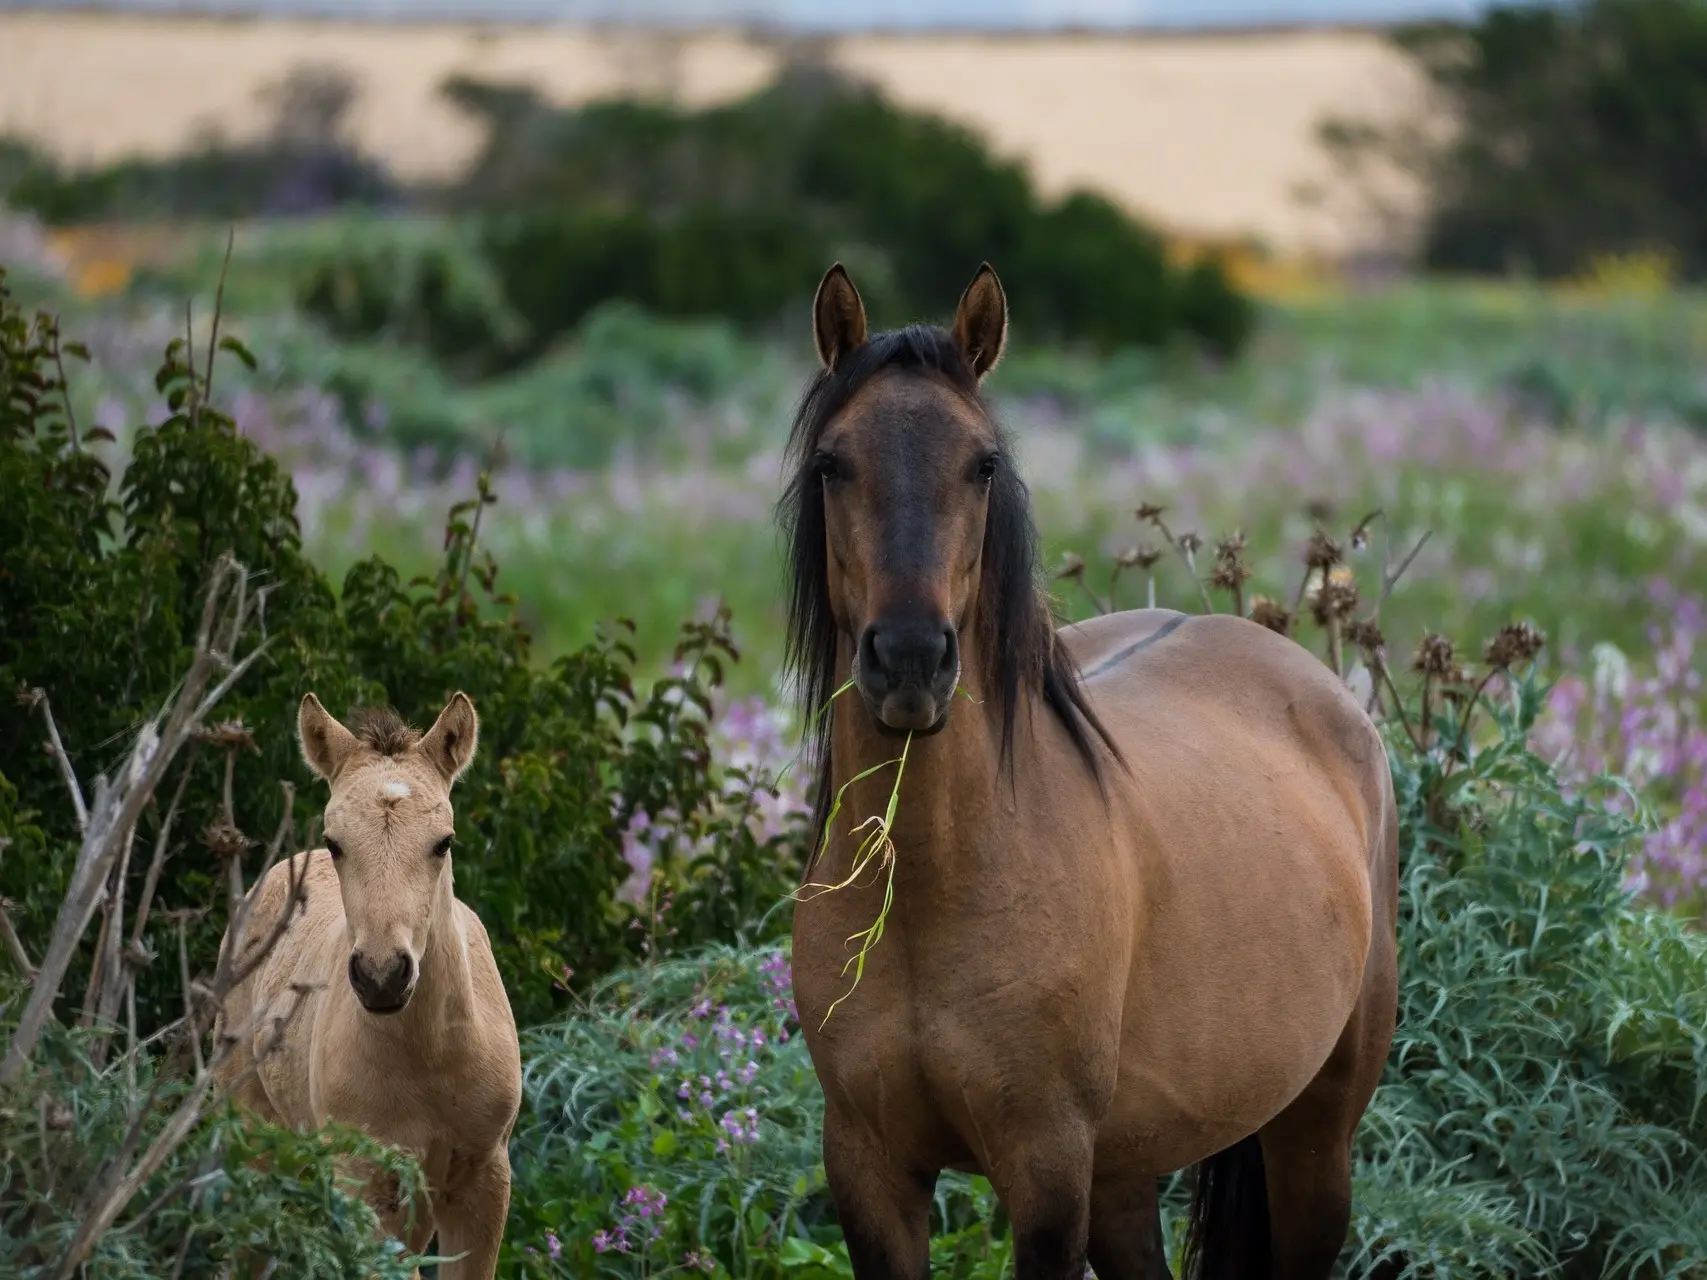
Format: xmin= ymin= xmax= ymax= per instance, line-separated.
xmin=293 ymin=215 xmax=527 ymax=376
xmin=0 ymin=134 xmax=397 ymax=224
xmin=450 ymin=73 xmax=1253 ymax=358
xmin=0 ymin=266 xmax=807 ymax=1039
xmin=0 ymin=1003 xmax=428 ymax=1278
xmin=481 ymin=205 xmax=828 ymax=348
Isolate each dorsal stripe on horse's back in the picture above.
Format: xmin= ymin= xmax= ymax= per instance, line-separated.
xmin=1081 ymin=614 xmax=1191 ymax=682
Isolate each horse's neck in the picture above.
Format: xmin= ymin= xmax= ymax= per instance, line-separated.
xmin=826 ymin=663 xmax=1006 ymax=865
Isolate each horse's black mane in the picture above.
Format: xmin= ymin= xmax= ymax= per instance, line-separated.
xmin=778 ymin=323 xmax=1116 ymax=845
xmin=350 ymin=707 xmax=419 ymax=757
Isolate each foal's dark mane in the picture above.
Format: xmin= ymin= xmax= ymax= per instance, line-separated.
xmin=350 ymin=707 xmax=419 ymax=757
xmin=779 ymin=323 xmax=1116 ymax=843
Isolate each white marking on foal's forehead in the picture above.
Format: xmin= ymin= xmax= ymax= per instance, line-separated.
xmin=381 ymin=779 xmax=412 ymax=800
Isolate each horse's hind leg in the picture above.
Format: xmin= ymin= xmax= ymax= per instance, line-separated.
xmin=822 ymin=1106 xmax=932 ymax=1280
xmin=1087 ymin=1173 xmax=1171 ymax=1280
xmin=1257 ymin=957 xmax=1396 ymax=1279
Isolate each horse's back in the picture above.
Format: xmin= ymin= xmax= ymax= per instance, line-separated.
xmin=1059 ymin=610 xmax=1396 ymax=1172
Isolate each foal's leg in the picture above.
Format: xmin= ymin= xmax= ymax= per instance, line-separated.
xmin=435 ymin=1149 xmax=511 ymax=1280
xmin=822 ymin=1107 xmax=933 ymax=1280
xmin=1087 ymin=1174 xmax=1171 ymax=1280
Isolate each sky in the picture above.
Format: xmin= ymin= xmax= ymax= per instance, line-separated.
xmin=2 ymin=0 xmax=1498 ymax=29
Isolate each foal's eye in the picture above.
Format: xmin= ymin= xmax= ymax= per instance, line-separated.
xmin=432 ymin=836 xmax=453 ymax=859
xmin=813 ymin=452 xmax=840 ymax=482
xmin=976 ymin=453 xmax=1000 ymax=482
xmin=325 ymin=838 xmax=344 ymax=861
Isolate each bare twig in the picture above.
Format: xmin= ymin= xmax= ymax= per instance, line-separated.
xmin=130 ymin=762 xmax=196 ymax=958
xmin=0 ymin=901 xmax=34 ymax=979
xmin=49 ymin=321 xmax=81 ymax=451
xmin=201 ymin=227 xmax=235 ymax=416
xmin=27 ymin=689 xmax=88 ymax=834
xmin=1378 ymin=530 xmax=1433 ymax=616
xmin=1 ymin=555 xmax=264 ymax=1086
xmin=0 ymin=838 xmax=35 ymax=979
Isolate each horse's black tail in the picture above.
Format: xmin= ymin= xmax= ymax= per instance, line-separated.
xmin=1183 ymin=1133 xmax=1271 ymax=1280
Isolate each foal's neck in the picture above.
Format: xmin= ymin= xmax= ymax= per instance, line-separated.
xmin=401 ymin=868 xmax=478 ymax=1038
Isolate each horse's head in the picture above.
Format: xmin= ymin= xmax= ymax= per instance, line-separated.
xmin=297 ymin=692 xmax=478 ymax=1015
xmin=793 ymin=262 xmax=1012 ymax=736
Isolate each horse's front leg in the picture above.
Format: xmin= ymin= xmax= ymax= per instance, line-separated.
xmin=435 ymin=1147 xmax=511 ymax=1280
xmin=989 ymin=1118 xmax=1098 ymax=1280
xmin=823 ymin=1104 xmax=933 ymax=1280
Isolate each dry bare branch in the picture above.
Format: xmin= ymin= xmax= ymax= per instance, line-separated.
xmin=26 ymin=688 xmax=88 ymax=834
xmin=1 ymin=554 xmax=268 ymax=1086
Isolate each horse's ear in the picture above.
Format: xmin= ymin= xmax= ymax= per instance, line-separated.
xmin=299 ymin=693 xmax=359 ymax=782
xmin=952 ymin=262 xmax=1008 ymax=380
xmin=812 ymin=263 xmax=868 ymax=371
xmin=419 ymin=692 xmax=479 ymax=785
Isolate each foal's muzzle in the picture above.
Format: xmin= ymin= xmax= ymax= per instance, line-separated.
xmin=348 ymin=949 xmax=415 ymax=1014
xmin=856 ymin=617 xmax=959 ymax=733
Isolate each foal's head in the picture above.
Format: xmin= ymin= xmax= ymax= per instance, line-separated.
xmin=783 ymin=263 xmax=1107 ymax=772
xmin=297 ymin=692 xmax=479 ymax=1015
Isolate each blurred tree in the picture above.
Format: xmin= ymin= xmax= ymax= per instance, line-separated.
xmin=1334 ymin=0 xmax=1707 ymax=278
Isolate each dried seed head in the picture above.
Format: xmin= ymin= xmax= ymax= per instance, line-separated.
xmin=1054 ymin=553 xmax=1086 ymax=583
xmin=202 ymin=818 xmax=250 ymax=860
xmin=197 ymin=719 xmax=258 ymax=753
xmin=1210 ymin=561 xmax=1253 ymax=592
xmin=1412 ymin=632 xmax=1457 ymax=679
xmin=1482 ymin=621 xmax=1547 ymax=668
xmin=1310 ymin=576 xmax=1362 ymax=627
xmin=1136 ymin=503 xmax=1167 ymax=523
xmin=44 ymin=1098 xmax=73 ymax=1131
xmin=1116 ymin=544 xmax=1163 ymax=570
xmin=1250 ymin=597 xmax=1294 ymax=635
xmin=1345 ymin=617 xmax=1386 ymax=652
xmin=1177 ymin=531 xmax=1203 ymax=557
xmin=1210 ymin=532 xmax=1253 ymax=592
xmin=1305 ymin=530 xmax=1344 ymax=571
xmin=1348 ymin=509 xmax=1381 ymax=552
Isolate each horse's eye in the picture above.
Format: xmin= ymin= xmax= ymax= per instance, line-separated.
xmin=976 ymin=453 xmax=1000 ymax=482
xmin=814 ymin=452 xmax=840 ymax=481
xmin=325 ymin=838 xmax=344 ymax=861
xmin=432 ymin=836 xmax=453 ymax=859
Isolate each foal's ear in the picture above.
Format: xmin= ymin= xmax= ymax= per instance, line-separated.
xmin=299 ymin=693 xmax=360 ymax=782
xmin=812 ymin=263 xmax=868 ymax=371
xmin=419 ymin=692 xmax=479 ymax=784
xmin=951 ymin=263 xmax=1008 ymax=380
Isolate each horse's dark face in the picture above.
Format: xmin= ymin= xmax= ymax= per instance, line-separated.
xmin=809 ymin=264 xmax=1009 ymax=734
xmin=818 ymin=373 xmax=999 ymax=732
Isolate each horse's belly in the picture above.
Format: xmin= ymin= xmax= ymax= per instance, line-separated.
xmin=1100 ymin=825 xmax=1374 ymax=1174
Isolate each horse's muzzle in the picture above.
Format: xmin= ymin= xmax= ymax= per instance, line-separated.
xmin=348 ymin=949 xmax=415 ymax=1014
xmin=856 ymin=618 xmax=959 ymax=733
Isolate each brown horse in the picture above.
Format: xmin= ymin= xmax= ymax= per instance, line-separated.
xmin=215 ymin=693 xmax=521 ymax=1278
xmin=782 ymin=263 xmax=1398 ymax=1280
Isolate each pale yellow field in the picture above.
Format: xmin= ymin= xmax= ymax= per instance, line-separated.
xmin=0 ymin=12 xmax=1428 ymax=255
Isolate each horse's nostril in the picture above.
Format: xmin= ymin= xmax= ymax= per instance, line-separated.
xmin=860 ymin=625 xmax=884 ymax=678
xmin=937 ymin=627 xmax=958 ymax=677
xmin=866 ymin=620 xmax=952 ymax=682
